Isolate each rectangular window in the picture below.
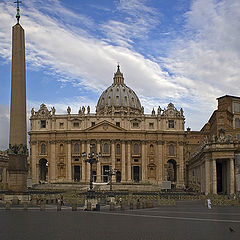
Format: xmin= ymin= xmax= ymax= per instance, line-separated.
xmin=74 ymin=158 xmax=79 ymax=162
xmin=168 ymin=120 xmax=174 ymax=128
xmin=116 ymin=122 xmax=120 ymax=127
xmin=59 ymin=122 xmax=64 ymax=129
xmin=40 ymin=120 xmax=46 ymax=128
xmin=233 ymin=102 xmax=240 ymax=113
xmin=134 ymin=158 xmax=139 ymax=162
xmin=149 ymin=122 xmax=154 ymax=129
xmin=116 ymin=158 xmax=121 ymax=162
xmin=73 ymin=122 xmax=79 ymax=128
xmin=91 ymin=122 xmax=95 ymax=126
xmin=133 ymin=122 xmax=139 ymax=128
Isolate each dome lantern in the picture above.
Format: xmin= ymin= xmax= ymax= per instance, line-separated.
xmin=113 ymin=64 xmax=124 ymax=85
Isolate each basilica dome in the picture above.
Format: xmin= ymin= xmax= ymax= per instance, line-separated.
xmin=96 ymin=65 xmax=142 ymax=115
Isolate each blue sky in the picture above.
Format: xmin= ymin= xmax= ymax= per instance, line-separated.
xmin=0 ymin=0 xmax=240 ymax=150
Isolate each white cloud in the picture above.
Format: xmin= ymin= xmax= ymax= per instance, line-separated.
xmin=101 ymin=0 xmax=160 ymax=47
xmin=163 ymin=0 xmax=240 ymax=104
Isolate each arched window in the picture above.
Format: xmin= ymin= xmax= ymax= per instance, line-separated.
xmin=169 ymin=144 xmax=174 ymax=156
xmin=60 ymin=144 xmax=64 ymax=154
xmin=134 ymin=143 xmax=139 ymax=154
xmin=235 ymin=118 xmax=240 ymax=128
xmin=41 ymin=143 xmax=46 ymax=155
xmin=103 ymin=143 xmax=109 ymax=154
xmin=116 ymin=144 xmax=121 ymax=155
xmin=74 ymin=143 xmax=79 ymax=154
xmin=150 ymin=144 xmax=154 ymax=153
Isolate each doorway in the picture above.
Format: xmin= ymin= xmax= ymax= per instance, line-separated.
xmin=133 ymin=166 xmax=140 ymax=182
xmin=73 ymin=165 xmax=80 ymax=182
xmin=102 ymin=165 xmax=109 ymax=182
xmin=116 ymin=171 xmax=121 ymax=183
xmin=39 ymin=158 xmax=48 ymax=181
xmin=216 ymin=160 xmax=227 ymax=194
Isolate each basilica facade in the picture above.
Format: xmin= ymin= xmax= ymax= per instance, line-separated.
xmin=29 ymin=66 xmax=186 ymax=188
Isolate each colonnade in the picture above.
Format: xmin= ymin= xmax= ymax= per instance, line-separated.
xmin=30 ymin=139 xmax=185 ymax=187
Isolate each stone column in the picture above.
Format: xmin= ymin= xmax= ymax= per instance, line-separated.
xmin=205 ymin=159 xmax=210 ymax=195
xmin=67 ymin=141 xmax=72 ymax=182
xmin=200 ymin=164 xmax=204 ymax=193
xmin=229 ymin=158 xmax=235 ymax=195
xmin=177 ymin=143 xmax=184 ymax=188
xmin=141 ymin=141 xmax=147 ymax=182
xmin=31 ymin=142 xmax=37 ymax=184
xmin=81 ymin=141 xmax=86 ymax=182
xmin=212 ymin=159 xmax=217 ymax=194
xmin=111 ymin=141 xmax=116 ymax=182
xmin=127 ymin=141 xmax=132 ymax=182
xmin=49 ymin=141 xmax=56 ymax=182
xmin=86 ymin=142 xmax=90 ymax=181
xmin=121 ymin=141 xmax=126 ymax=182
xmin=96 ymin=141 xmax=101 ymax=182
xmin=157 ymin=141 xmax=163 ymax=184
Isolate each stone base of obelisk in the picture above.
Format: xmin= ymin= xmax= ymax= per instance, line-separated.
xmin=8 ymin=154 xmax=28 ymax=192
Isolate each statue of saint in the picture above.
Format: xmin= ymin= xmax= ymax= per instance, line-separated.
xmin=31 ymin=107 xmax=35 ymax=116
xmin=157 ymin=106 xmax=161 ymax=115
xmin=82 ymin=106 xmax=85 ymax=114
xmin=51 ymin=107 xmax=55 ymax=115
xmin=78 ymin=107 xmax=82 ymax=115
xmin=67 ymin=106 xmax=71 ymax=114
xmin=87 ymin=106 xmax=90 ymax=114
xmin=180 ymin=108 xmax=183 ymax=116
xmin=152 ymin=108 xmax=155 ymax=115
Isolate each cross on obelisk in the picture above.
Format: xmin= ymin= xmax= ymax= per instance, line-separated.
xmin=8 ymin=0 xmax=28 ymax=192
xmin=14 ymin=0 xmax=22 ymax=23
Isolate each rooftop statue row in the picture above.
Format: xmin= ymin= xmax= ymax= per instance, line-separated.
xmin=30 ymin=102 xmax=184 ymax=119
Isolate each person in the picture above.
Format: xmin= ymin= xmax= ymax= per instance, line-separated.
xmin=207 ymin=198 xmax=211 ymax=209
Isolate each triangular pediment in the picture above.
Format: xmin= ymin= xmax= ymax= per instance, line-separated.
xmin=85 ymin=120 xmax=125 ymax=132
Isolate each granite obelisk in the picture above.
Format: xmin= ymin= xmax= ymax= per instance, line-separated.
xmin=8 ymin=1 xmax=28 ymax=192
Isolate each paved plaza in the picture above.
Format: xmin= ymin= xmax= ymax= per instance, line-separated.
xmin=0 ymin=200 xmax=240 ymax=240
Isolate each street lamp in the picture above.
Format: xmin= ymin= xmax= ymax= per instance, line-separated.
xmin=105 ymin=167 xmax=116 ymax=191
xmin=82 ymin=145 xmax=101 ymax=191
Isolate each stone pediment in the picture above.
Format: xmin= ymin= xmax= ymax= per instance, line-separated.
xmin=33 ymin=103 xmax=51 ymax=119
xmin=130 ymin=117 xmax=142 ymax=123
xmin=85 ymin=121 xmax=125 ymax=132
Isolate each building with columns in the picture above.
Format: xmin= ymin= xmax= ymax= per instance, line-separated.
xmin=29 ymin=66 xmax=186 ymax=188
xmin=188 ymin=96 xmax=240 ymax=195
xmin=0 ymin=151 xmax=9 ymax=190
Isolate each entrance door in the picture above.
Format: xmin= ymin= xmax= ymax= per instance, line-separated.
xmin=103 ymin=165 xmax=109 ymax=182
xmin=73 ymin=166 xmax=80 ymax=182
xmin=39 ymin=158 xmax=48 ymax=181
xmin=217 ymin=162 xmax=223 ymax=193
xmin=133 ymin=166 xmax=140 ymax=182
xmin=216 ymin=160 xmax=227 ymax=194
xmin=116 ymin=171 xmax=121 ymax=183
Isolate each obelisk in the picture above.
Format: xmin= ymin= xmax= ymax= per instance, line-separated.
xmin=8 ymin=1 xmax=28 ymax=192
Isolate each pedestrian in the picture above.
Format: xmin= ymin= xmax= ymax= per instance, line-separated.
xmin=60 ymin=195 xmax=64 ymax=206
xmin=207 ymin=198 xmax=211 ymax=209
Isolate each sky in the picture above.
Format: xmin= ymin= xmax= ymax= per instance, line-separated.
xmin=0 ymin=0 xmax=240 ymax=150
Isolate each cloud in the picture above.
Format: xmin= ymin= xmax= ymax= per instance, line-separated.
xmin=101 ymin=0 xmax=160 ymax=47
xmin=163 ymin=0 xmax=240 ymax=105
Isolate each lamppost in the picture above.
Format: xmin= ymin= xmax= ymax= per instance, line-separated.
xmin=106 ymin=167 xmax=116 ymax=191
xmin=82 ymin=145 xmax=101 ymax=191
